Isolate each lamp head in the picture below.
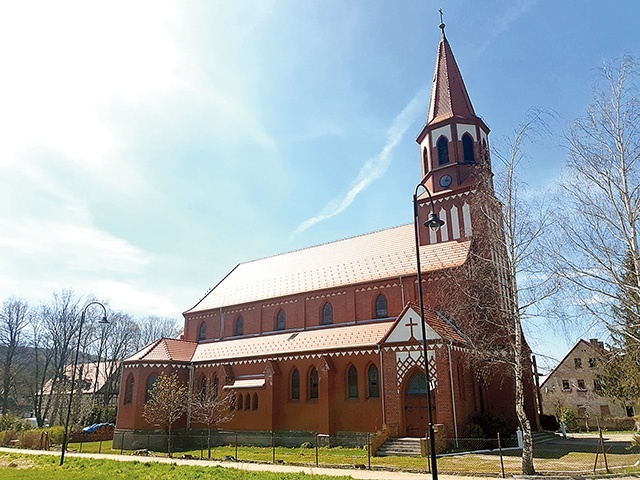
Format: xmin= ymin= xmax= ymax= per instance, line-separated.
xmin=424 ymin=212 xmax=445 ymax=232
xmin=98 ymin=314 xmax=109 ymax=325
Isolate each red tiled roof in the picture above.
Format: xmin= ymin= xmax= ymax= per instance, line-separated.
xmin=193 ymin=321 xmax=395 ymax=362
xmin=428 ymin=32 xmax=477 ymax=126
xmin=423 ymin=309 xmax=468 ymax=344
xmin=125 ymin=338 xmax=197 ymax=363
xmin=187 ymin=224 xmax=471 ymax=313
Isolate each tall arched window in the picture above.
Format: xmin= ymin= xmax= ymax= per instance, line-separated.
xmin=234 ymin=316 xmax=244 ymax=336
xmin=145 ymin=374 xmax=158 ymax=402
xmin=199 ymin=375 xmax=207 ymax=399
xmin=375 ymin=294 xmax=388 ymax=318
xmin=348 ymin=365 xmax=358 ymax=398
xmin=309 ymin=368 xmax=319 ymax=399
xmin=253 ymin=393 xmax=258 ymax=410
xmin=368 ymin=364 xmax=380 ymax=398
xmin=291 ymin=368 xmax=300 ymax=400
xmin=237 ymin=393 xmax=243 ymax=410
xmin=423 ymin=146 xmax=429 ymax=172
xmin=230 ymin=393 xmax=236 ymax=410
xmin=213 ymin=376 xmax=219 ymax=399
xmin=245 ymin=393 xmax=251 ymax=410
xmin=437 ymin=136 xmax=449 ymax=165
xmin=124 ymin=374 xmax=134 ymax=404
xmin=462 ymin=133 xmax=475 ymax=163
xmin=322 ymin=302 xmax=333 ymax=325
xmin=198 ymin=322 xmax=207 ymax=341
xmin=276 ymin=309 xmax=286 ymax=330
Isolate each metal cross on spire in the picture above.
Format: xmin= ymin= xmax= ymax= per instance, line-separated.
xmin=439 ymin=8 xmax=446 ymax=37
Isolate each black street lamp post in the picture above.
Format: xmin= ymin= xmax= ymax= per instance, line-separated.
xmin=413 ymin=182 xmax=444 ymax=480
xmin=60 ymin=301 xmax=108 ymax=466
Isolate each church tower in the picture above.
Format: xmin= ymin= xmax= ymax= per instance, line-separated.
xmin=415 ymin=21 xmax=493 ymax=246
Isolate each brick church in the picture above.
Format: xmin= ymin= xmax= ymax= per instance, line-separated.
xmin=115 ymin=24 xmax=538 ymax=449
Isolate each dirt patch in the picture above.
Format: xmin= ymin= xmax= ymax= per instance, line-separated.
xmin=0 ymin=454 xmax=35 ymax=469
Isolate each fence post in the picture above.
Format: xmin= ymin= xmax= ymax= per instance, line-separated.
xmin=235 ymin=432 xmax=238 ymax=461
xmin=315 ymin=433 xmax=319 ymax=467
xmin=271 ymin=431 xmax=275 ymax=464
xmin=497 ymin=432 xmax=505 ymax=478
xmin=120 ymin=432 xmax=124 ymax=455
xmin=99 ymin=439 xmax=102 ymax=454
xmin=367 ymin=433 xmax=371 ymax=470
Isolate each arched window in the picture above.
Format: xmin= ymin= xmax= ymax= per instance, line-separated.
xmin=276 ymin=309 xmax=286 ymax=330
xmin=234 ymin=316 xmax=244 ymax=336
xmin=237 ymin=393 xmax=243 ymax=410
xmin=145 ymin=374 xmax=158 ymax=402
xmin=124 ymin=374 xmax=134 ymax=404
xmin=198 ymin=322 xmax=207 ymax=341
xmin=322 ymin=302 xmax=333 ymax=325
xmin=375 ymin=294 xmax=388 ymax=318
xmin=437 ymin=136 xmax=449 ymax=165
xmin=253 ymin=393 xmax=259 ymax=410
xmin=348 ymin=365 xmax=358 ymax=398
xmin=245 ymin=393 xmax=251 ymax=410
xmin=230 ymin=393 xmax=236 ymax=410
xmin=423 ymin=146 xmax=429 ymax=172
xmin=291 ymin=368 xmax=300 ymax=400
xmin=199 ymin=375 xmax=207 ymax=399
xmin=213 ymin=376 xmax=219 ymax=399
xmin=368 ymin=364 xmax=380 ymax=398
xmin=407 ymin=372 xmax=427 ymax=395
xmin=309 ymin=368 xmax=319 ymax=399
xmin=462 ymin=133 xmax=475 ymax=163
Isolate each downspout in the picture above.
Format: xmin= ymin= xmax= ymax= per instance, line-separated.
xmin=378 ymin=346 xmax=386 ymax=426
xmin=399 ymin=276 xmax=405 ymax=305
xmin=219 ymin=307 xmax=224 ymax=339
xmin=447 ymin=342 xmax=459 ymax=443
xmin=187 ymin=364 xmax=194 ymax=430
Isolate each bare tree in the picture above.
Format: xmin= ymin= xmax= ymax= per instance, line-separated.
xmin=142 ymin=372 xmax=188 ymax=457
xmin=554 ymin=56 xmax=640 ymax=365
xmin=134 ymin=316 xmax=181 ymax=350
xmin=0 ymin=297 xmax=30 ymax=415
xmin=29 ymin=290 xmax=83 ymax=426
xmin=190 ymin=377 xmax=234 ymax=458
xmin=438 ymin=109 xmax=554 ymax=474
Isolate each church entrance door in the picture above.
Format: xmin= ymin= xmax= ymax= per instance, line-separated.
xmin=404 ymin=371 xmax=434 ymax=437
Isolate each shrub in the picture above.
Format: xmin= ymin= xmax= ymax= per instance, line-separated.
xmin=469 ymin=412 xmax=514 ymax=439
xmin=47 ymin=426 xmax=66 ymax=445
xmin=539 ymin=414 xmax=559 ymax=431
xmin=21 ymin=430 xmax=43 ymax=449
xmin=463 ymin=423 xmax=485 ymax=439
xmin=556 ymin=405 xmax=578 ymax=432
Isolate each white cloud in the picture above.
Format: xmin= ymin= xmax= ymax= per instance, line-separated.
xmin=0 ymin=1 xmax=183 ymax=168
xmin=292 ymin=87 xmax=427 ymax=237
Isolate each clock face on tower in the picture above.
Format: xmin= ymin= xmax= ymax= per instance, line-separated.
xmin=439 ymin=174 xmax=453 ymax=188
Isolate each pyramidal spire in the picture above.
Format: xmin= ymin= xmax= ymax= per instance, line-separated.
xmin=427 ymin=17 xmax=477 ymax=126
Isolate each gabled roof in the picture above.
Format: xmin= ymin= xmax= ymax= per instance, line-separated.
xmin=427 ymin=28 xmax=478 ymax=126
xmin=125 ymin=305 xmax=472 ymax=365
xmin=187 ymin=224 xmax=471 ymax=313
xmin=540 ymin=339 xmax=607 ymax=388
xmin=380 ymin=303 xmax=469 ymax=345
xmin=125 ymin=337 xmax=198 ymax=363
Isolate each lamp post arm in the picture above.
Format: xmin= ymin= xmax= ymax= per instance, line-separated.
xmin=60 ymin=301 xmax=107 ymax=466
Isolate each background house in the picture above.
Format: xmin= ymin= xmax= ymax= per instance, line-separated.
xmin=540 ymin=339 xmax=638 ymax=430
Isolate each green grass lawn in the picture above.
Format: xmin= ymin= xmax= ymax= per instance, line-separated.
xmin=0 ymin=453 xmax=355 ymax=480
xmin=37 ymin=438 xmax=640 ymax=476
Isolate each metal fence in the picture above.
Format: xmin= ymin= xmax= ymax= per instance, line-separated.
xmin=109 ymin=430 xmax=640 ymax=476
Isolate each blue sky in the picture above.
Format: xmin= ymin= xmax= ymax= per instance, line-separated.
xmin=0 ymin=1 xmax=638 ymax=372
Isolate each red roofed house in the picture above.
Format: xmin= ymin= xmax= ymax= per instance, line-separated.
xmin=115 ymin=24 xmax=538 ymax=451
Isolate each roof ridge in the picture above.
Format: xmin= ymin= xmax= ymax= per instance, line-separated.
xmin=240 ymin=223 xmax=412 ymax=265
